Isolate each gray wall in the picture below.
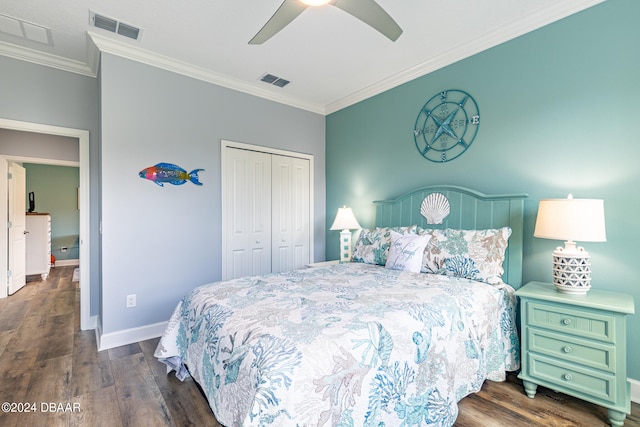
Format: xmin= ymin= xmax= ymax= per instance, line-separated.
xmin=0 ymin=129 xmax=79 ymax=162
xmin=0 ymin=51 xmax=326 ymax=338
xmin=99 ymin=53 xmax=326 ymax=333
xmin=0 ymin=56 xmax=101 ymax=316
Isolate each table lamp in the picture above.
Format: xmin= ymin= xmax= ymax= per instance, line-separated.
xmin=330 ymin=206 xmax=361 ymax=263
xmin=533 ymin=194 xmax=606 ymax=294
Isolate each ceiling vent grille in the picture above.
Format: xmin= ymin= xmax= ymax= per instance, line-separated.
xmin=90 ymin=11 xmax=142 ymax=41
xmin=116 ymin=22 xmax=140 ymax=40
xmin=0 ymin=13 xmax=53 ymax=46
xmin=259 ymin=73 xmax=290 ymax=88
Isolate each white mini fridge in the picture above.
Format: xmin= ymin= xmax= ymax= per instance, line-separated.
xmin=26 ymin=213 xmax=51 ymax=280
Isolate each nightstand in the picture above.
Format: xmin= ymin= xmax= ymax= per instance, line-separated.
xmin=305 ymin=260 xmax=340 ymax=268
xmin=516 ymin=281 xmax=635 ymax=427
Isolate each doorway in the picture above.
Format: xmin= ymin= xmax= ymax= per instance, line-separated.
xmin=0 ymin=118 xmax=92 ymax=331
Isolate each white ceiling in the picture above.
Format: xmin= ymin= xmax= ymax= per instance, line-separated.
xmin=0 ymin=0 xmax=604 ymax=114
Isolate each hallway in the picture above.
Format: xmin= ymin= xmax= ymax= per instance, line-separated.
xmin=0 ymin=266 xmax=218 ymax=427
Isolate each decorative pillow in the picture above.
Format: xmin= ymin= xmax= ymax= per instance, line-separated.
xmin=420 ymin=227 xmax=512 ymax=284
xmin=385 ymin=231 xmax=432 ymax=273
xmin=352 ymin=225 xmax=417 ymax=265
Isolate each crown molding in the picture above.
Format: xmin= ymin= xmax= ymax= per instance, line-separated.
xmin=86 ymin=34 xmax=100 ymax=77
xmin=0 ymin=32 xmax=325 ymax=114
xmin=325 ymin=0 xmax=606 ymax=114
xmin=0 ymin=40 xmax=95 ymax=77
xmin=1 ymin=0 xmax=605 ymax=116
xmin=87 ymin=31 xmax=326 ymax=115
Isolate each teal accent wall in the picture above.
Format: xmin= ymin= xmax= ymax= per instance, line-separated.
xmin=326 ymin=0 xmax=640 ymax=381
xmin=24 ymin=163 xmax=80 ymax=261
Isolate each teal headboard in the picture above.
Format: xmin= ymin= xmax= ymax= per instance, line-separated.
xmin=373 ymin=185 xmax=528 ymax=288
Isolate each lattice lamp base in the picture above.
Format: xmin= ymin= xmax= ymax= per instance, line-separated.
xmin=551 ymin=244 xmax=591 ymax=294
xmin=338 ymin=229 xmax=353 ymax=263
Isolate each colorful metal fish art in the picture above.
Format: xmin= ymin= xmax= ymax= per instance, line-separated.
xmin=139 ymin=162 xmax=204 ymax=187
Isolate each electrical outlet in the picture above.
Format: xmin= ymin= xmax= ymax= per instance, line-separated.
xmin=60 ymin=246 xmax=68 ymax=253
xmin=126 ymin=294 xmax=136 ymax=308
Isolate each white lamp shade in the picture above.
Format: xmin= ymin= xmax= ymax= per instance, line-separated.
xmin=534 ymin=196 xmax=606 ymax=242
xmin=330 ymin=206 xmax=361 ymax=231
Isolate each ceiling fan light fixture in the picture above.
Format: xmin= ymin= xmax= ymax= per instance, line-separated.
xmin=249 ymin=0 xmax=402 ymax=44
xmin=300 ymin=0 xmax=331 ymax=6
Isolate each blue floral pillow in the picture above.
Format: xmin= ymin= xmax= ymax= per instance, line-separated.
xmin=352 ymin=225 xmax=417 ymax=265
xmin=419 ymin=227 xmax=512 ymax=284
xmin=385 ymin=231 xmax=432 ymax=273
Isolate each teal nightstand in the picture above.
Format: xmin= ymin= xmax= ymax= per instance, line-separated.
xmin=516 ymin=281 xmax=635 ymax=427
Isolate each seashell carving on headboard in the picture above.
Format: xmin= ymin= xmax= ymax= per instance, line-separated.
xmin=420 ymin=193 xmax=450 ymax=224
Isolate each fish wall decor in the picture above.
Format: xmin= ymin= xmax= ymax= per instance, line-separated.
xmin=139 ymin=162 xmax=204 ymax=187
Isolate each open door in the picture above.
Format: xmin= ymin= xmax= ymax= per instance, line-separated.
xmin=8 ymin=161 xmax=26 ymax=295
xmin=0 ymin=119 xmax=91 ymax=330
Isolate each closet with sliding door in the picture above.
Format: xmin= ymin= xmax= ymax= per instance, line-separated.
xmin=221 ymin=141 xmax=313 ymax=280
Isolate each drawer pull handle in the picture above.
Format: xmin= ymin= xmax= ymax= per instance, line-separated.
xmin=562 ymin=318 xmax=572 ymax=326
xmin=563 ymin=346 xmax=573 ymax=353
xmin=563 ymin=373 xmax=573 ymax=381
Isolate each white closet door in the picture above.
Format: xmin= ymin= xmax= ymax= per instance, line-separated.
xmin=271 ymin=154 xmax=310 ymax=273
xmin=223 ymin=148 xmax=272 ymax=280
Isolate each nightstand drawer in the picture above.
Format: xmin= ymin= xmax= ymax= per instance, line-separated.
xmin=528 ymin=327 xmax=616 ymax=373
xmin=528 ymin=353 xmax=617 ymax=405
xmin=527 ymin=301 xmax=616 ymax=343
xmin=516 ymin=282 xmax=634 ymax=424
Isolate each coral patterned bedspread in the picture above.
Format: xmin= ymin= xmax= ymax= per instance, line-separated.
xmin=154 ymin=263 xmax=520 ymax=426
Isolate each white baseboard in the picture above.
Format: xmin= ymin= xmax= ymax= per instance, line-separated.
xmin=54 ymin=258 xmax=80 ymax=267
xmin=631 ymin=377 xmax=640 ymax=404
xmin=97 ymin=321 xmax=168 ymax=351
xmin=84 ymin=314 xmax=97 ymax=331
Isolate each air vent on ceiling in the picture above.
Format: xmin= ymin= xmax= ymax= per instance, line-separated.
xmin=90 ymin=11 xmax=142 ymax=41
xmin=260 ymin=73 xmax=290 ymax=88
xmin=0 ymin=13 xmax=53 ymax=46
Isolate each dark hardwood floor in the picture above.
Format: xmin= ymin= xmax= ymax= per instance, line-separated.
xmin=0 ymin=266 xmax=638 ymax=426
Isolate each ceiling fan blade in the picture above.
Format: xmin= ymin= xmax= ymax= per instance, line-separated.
xmin=333 ymin=0 xmax=402 ymax=41
xmin=249 ymin=0 xmax=309 ymax=44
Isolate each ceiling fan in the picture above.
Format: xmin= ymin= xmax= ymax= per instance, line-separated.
xmin=249 ymin=0 xmax=402 ymax=44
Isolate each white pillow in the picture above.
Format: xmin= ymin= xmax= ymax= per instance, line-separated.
xmin=385 ymin=231 xmax=432 ymax=273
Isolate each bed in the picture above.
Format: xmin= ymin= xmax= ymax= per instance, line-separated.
xmin=155 ymin=185 xmax=528 ymax=426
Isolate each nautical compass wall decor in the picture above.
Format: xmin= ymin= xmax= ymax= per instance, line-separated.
xmin=413 ymin=89 xmax=480 ymax=163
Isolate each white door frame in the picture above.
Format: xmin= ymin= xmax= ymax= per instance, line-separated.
xmin=0 ymin=118 xmax=93 ymax=331
xmin=221 ymin=140 xmax=314 ymax=280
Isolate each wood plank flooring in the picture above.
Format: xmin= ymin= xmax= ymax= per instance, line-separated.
xmin=0 ymin=266 xmax=638 ymax=426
